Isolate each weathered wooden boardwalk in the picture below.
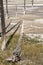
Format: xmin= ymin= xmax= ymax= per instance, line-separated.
xmin=0 ymin=0 xmax=43 ymax=34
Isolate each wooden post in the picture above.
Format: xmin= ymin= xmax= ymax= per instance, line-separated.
xmin=24 ymin=0 xmax=26 ymax=13
xmin=6 ymin=0 xmax=9 ymax=18
xmin=6 ymin=0 xmax=8 ymax=15
xmin=32 ymin=0 xmax=34 ymax=6
xmin=0 ymin=0 xmax=6 ymax=51
xmin=16 ymin=4 xmax=17 ymax=19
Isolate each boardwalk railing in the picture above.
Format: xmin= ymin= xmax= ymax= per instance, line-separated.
xmin=3 ymin=0 xmax=43 ymax=17
xmin=1 ymin=20 xmax=22 ymax=51
xmin=6 ymin=21 xmax=24 ymax=62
